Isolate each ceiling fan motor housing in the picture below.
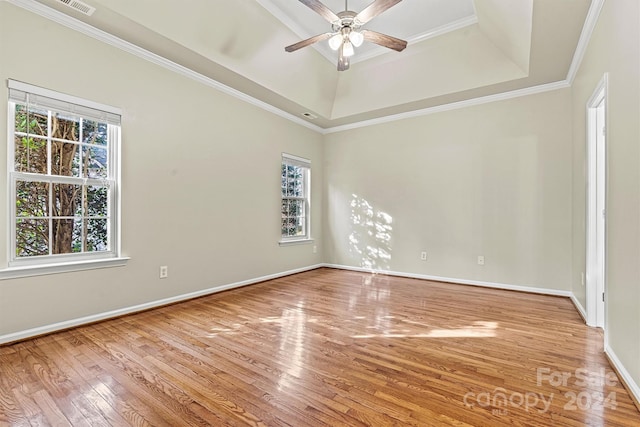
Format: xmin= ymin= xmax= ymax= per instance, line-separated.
xmin=333 ymin=10 xmax=361 ymax=31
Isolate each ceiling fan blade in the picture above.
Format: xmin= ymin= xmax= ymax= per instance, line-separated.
xmin=299 ymin=0 xmax=340 ymax=24
xmin=362 ymin=30 xmax=407 ymax=52
xmin=355 ymin=0 xmax=402 ymax=25
xmin=337 ymin=44 xmax=350 ymax=71
xmin=285 ymin=32 xmax=333 ymax=52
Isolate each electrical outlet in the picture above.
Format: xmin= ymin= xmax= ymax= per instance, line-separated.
xmin=159 ymin=265 xmax=168 ymax=279
xmin=313 ymin=245 xmax=317 ymax=254
xmin=581 ymin=272 xmax=585 ymax=286
xmin=477 ymin=256 xmax=485 ymax=266
xmin=420 ymin=251 xmax=427 ymax=261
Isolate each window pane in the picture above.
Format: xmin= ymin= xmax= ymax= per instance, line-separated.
xmin=71 ymin=218 xmax=83 ymax=253
xmin=16 ymin=219 xmax=49 ymax=257
xmin=86 ymin=186 xmax=108 ymax=217
xmin=16 ymin=181 xmax=49 ymax=217
xmin=52 ymin=218 xmax=76 ymax=254
xmin=87 ymin=219 xmax=108 ymax=252
xmin=284 ymin=165 xmax=306 ymax=197
xmin=296 ymin=217 xmax=305 ymax=235
xmin=281 ymin=199 xmax=288 ymax=219
xmin=286 ymin=219 xmax=297 ymax=236
xmin=51 ymin=141 xmax=80 ymax=177
xmin=295 ymin=178 xmax=304 ymax=197
xmin=14 ymin=135 xmax=47 ymax=174
xmin=281 ymin=219 xmax=288 ymax=236
xmin=15 ymin=105 xmax=48 ymax=136
xmin=53 ymin=183 xmax=82 ymax=217
xmin=82 ymin=119 xmax=108 ymax=146
xmin=83 ymin=146 xmax=108 ymax=179
xmin=289 ymin=200 xmax=304 ymax=218
xmin=52 ymin=113 xmax=79 ymax=141
xmin=286 ymin=166 xmax=297 ymax=196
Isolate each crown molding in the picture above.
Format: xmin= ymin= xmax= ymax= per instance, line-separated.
xmin=5 ymin=0 xmax=324 ymax=134
xmin=6 ymin=0 xmax=603 ymax=135
xmin=322 ymin=0 xmax=604 ymax=134
xmin=409 ymin=15 xmax=479 ymax=45
xmin=323 ymin=80 xmax=571 ymax=134
xmin=566 ymin=0 xmax=605 ymax=84
xmin=352 ymin=15 xmax=478 ymax=64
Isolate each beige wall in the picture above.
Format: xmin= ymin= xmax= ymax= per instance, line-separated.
xmin=324 ymin=89 xmax=573 ymax=291
xmin=571 ymin=0 xmax=640 ymax=382
xmin=0 ymin=3 xmax=323 ymax=337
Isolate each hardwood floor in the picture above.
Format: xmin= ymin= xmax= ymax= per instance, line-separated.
xmin=1 ymin=268 xmax=638 ymax=426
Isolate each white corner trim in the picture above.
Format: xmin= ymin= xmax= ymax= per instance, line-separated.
xmin=323 ymin=80 xmax=571 ymax=134
xmin=566 ymin=0 xmax=605 ymax=84
xmin=0 ymin=263 xmax=323 ymax=345
xmin=604 ymin=345 xmax=640 ymax=408
xmin=5 ymin=0 xmax=323 ymax=134
xmin=570 ymin=293 xmax=588 ymax=324
xmin=323 ymin=263 xmax=573 ymax=297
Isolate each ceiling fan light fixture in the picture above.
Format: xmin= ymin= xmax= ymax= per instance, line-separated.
xmin=343 ymin=41 xmax=355 ymax=57
xmin=349 ymin=31 xmax=364 ymax=47
xmin=284 ymin=0 xmax=408 ymax=72
xmin=328 ymin=33 xmax=343 ymax=50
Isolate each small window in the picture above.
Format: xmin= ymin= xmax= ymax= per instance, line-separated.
xmin=281 ymin=154 xmax=310 ymax=242
xmin=7 ymin=80 xmax=121 ymax=266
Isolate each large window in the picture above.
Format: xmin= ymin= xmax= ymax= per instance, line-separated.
xmin=7 ymin=80 xmax=121 ymax=266
xmin=281 ymin=153 xmax=310 ymax=242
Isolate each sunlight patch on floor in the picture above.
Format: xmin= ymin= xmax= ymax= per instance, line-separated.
xmin=352 ymin=321 xmax=498 ymax=339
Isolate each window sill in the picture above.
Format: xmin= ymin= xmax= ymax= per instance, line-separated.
xmin=0 ymin=257 xmax=130 ymax=280
xmin=279 ymin=238 xmax=314 ymax=247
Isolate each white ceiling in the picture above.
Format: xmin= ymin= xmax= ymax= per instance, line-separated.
xmin=28 ymin=0 xmax=593 ymax=129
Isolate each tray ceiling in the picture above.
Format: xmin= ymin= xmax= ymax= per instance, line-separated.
xmin=24 ymin=0 xmax=593 ymax=129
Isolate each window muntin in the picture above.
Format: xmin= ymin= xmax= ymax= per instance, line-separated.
xmin=8 ymin=81 xmax=121 ymax=265
xmin=281 ymin=154 xmax=310 ymax=240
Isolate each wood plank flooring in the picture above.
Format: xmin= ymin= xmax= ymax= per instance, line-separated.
xmin=1 ymin=267 xmax=638 ymax=426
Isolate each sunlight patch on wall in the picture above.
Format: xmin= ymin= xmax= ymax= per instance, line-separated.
xmin=349 ymin=194 xmax=393 ymax=270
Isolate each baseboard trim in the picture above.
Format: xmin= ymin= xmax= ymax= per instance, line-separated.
xmin=0 ymin=263 xmax=324 ymax=345
xmin=323 ymin=263 xmax=573 ymax=297
xmin=604 ymin=346 xmax=640 ymax=412
xmin=570 ymin=294 xmax=588 ymax=323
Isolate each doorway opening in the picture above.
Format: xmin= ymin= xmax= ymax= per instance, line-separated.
xmin=585 ymin=73 xmax=608 ymax=330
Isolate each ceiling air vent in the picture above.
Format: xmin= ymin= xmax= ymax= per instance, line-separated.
xmin=56 ymin=0 xmax=96 ymax=16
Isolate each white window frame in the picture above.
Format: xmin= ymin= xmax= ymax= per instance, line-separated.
xmin=279 ymin=153 xmax=312 ymax=245
xmin=4 ymin=80 xmax=126 ymax=275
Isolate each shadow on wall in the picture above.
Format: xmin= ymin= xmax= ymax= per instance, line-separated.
xmin=348 ymin=194 xmax=393 ymax=270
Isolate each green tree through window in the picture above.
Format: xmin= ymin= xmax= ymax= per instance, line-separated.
xmin=281 ymin=154 xmax=310 ymax=240
xmin=8 ymin=81 xmax=121 ymax=264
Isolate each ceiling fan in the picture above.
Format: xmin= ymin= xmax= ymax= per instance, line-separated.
xmin=285 ymin=0 xmax=408 ymax=71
